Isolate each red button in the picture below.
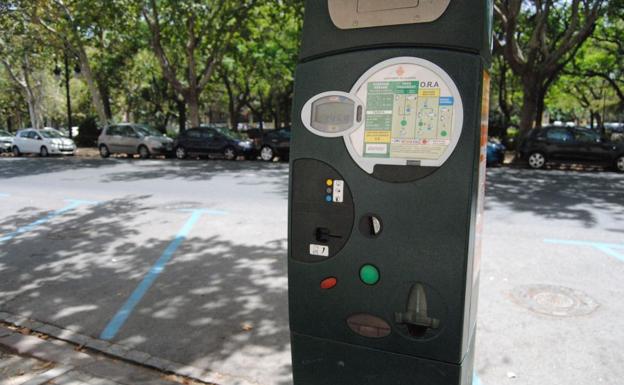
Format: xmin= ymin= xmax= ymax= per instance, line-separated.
xmin=320 ymin=277 xmax=337 ymax=289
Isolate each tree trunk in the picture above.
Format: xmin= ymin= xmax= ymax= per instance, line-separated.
xmin=186 ymin=90 xmax=201 ymax=128
xmin=77 ymin=48 xmax=109 ymax=125
xmin=176 ymin=97 xmax=186 ymax=132
xmin=99 ymin=81 xmax=113 ymax=120
xmin=535 ymin=88 xmax=546 ymax=129
xmin=223 ymin=73 xmax=238 ymax=130
xmin=497 ymin=66 xmax=511 ymax=138
xmin=26 ymin=96 xmax=40 ymax=129
xmin=589 ymin=110 xmax=595 ymax=129
xmin=519 ymin=77 xmax=540 ymax=138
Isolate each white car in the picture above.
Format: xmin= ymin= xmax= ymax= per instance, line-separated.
xmin=0 ymin=129 xmax=14 ymax=153
xmin=12 ymin=128 xmax=76 ymax=157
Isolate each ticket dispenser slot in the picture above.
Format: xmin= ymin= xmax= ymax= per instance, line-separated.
xmin=358 ymin=0 xmax=420 ymax=13
xmin=329 ymin=0 xmax=451 ymax=29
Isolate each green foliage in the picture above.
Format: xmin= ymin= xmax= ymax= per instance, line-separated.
xmin=0 ymin=0 xmax=620 ymax=141
xmin=75 ymin=115 xmax=100 ymax=146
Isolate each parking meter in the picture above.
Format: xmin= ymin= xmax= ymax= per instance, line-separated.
xmin=288 ymin=1 xmax=492 ymax=384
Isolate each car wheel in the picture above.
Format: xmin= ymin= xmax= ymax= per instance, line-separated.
xmin=99 ymin=145 xmax=110 ymax=158
xmin=138 ymin=145 xmax=150 ymax=159
xmin=528 ymin=152 xmax=546 ymax=169
xmin=616 ymin=156 xmax=624 ymax=173
xmin=12 ymin=146 xmax=21 ymax=157
xmin=40 ymin=146 xmax=49 ymax=157
xmin=223 ymin=146 xmax=236 ymax=161
xmin=175 ymin=146 xmax=187 ymax=160
xmin=260 ymin=146 xmax=274 ymax=162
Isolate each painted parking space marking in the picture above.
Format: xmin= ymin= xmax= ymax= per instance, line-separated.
xmin=473 ymin=373 xmax=484 ymax=385
xmin=0 ymin=199 xmax=98 ymax=245
xmin=0 ymin=193 xmax=9 ymax=198
xmin=544 ymin=239 xmax=624 ymax=263
xmin=100 ymin=208 xmax=227 ymax=340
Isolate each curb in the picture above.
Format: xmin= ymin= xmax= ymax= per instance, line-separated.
xmin=0 ymin=311 xmax=260 ymax=385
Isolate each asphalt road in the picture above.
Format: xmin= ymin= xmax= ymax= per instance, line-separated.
xmin=0 ymin=157 xmax=623 ymax=385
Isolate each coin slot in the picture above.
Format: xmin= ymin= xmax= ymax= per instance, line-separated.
xmin=359 ymin=214 xmax=382 ymax=238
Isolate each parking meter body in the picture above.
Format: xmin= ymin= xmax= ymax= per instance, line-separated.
xmin=288 ymin=1 xmax=492 ymax=384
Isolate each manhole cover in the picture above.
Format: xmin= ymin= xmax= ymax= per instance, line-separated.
xmin=510 ymin=284 xmax=599 ymax=317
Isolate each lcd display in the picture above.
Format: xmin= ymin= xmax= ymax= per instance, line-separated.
xmin=311 ymin=98 xmax=354 ymax=132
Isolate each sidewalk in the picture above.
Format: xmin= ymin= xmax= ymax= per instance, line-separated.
xmin=0 ymin=325 xmax=206 ymax=385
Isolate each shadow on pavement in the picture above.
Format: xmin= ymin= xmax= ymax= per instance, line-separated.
xmin=0 ymin=197 xmax=292 ymax=385
xmin=0 ymin=157 xmax=290 ymax=199
xmin=0 ymin=158 xmax=120 ymax=179
xmin=486 ymin=168 xmax=624 ymax=228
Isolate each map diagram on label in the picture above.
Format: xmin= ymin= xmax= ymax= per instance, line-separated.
xmin=363 ymin=81 xmax=455 ymax=160
xmin=345 ymin=57 xmax=464 ymax=173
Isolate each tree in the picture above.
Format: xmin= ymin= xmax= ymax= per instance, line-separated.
xmin=26 ymin=0 xmax=137 ymax=125
xmin=494 ymin=0 xmax=606 ymax=137
xmin=219 ymin=0 xmax=302 ymax=130
xmin=0 ymin=7 xmax=46 ymax=129
xmin=142 ymin=0 xmax=260 ymax=128
xmin=570 ymin=9 xmax=624 ymax=109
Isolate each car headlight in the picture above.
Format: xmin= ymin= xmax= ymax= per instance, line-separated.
xmin=238 ymin=141 xmax=252 ymax=148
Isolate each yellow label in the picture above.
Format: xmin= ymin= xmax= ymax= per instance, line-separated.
xmin=418 ymin=88 xmax=440 ymax=97
xmin=365 ymin=131 xmax=392 ymax=143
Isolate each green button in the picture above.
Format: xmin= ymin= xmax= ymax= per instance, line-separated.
xmin=360 ymin=264 xmax=380 ymax=285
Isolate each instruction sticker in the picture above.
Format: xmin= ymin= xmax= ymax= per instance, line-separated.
xmin=332 ymin=180 xmax=345 ymax=203
xmin=345 ymin=57 xmax=464 ymax=173
xmin=310 ymin=244 xmax=330 ymax=257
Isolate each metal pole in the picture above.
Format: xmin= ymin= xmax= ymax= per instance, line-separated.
xmin=64 ymin=48 xmax=73 ymax=139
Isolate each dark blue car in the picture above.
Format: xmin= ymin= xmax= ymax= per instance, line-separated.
xmin=173 ymin=127 xmax=256 ymax=160
xmin=487 ymin=140 xmax=506 ymax=166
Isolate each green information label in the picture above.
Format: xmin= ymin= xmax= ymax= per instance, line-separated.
xmin=367 ymin=81 xmax=419 ymax=95
xmin=361 ymin=79 xmax=454 ymax=161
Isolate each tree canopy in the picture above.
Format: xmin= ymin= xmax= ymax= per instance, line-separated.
xmin=0 ymin=0 xmax=620 ymax=139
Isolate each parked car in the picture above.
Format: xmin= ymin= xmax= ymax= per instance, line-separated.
xmin=12 ymin=128 xmax=76 ymax=156
xmin=0 ymin=129 xmax=14 ymax=153
xmin=201 ymin=125 xmax=250 ymax=141
xmin=518 ymin=126 xmax=624 ymax=172
xmin=258 ymin=128 xmax=291 ymax=162
xmin=98 ymin=123 xmax=174 ymax=159
xmin=174 ymin=127 xmax=256 ymax=160
xmin=486 ymin=139 xmax=506 ymax=166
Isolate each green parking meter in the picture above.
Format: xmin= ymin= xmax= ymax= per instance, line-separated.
xmin=288 ymin=1 xmax=492 ymax=384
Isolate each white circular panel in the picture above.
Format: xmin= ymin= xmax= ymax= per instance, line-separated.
xmin=344 ymin=57 xmax=464 ymax=174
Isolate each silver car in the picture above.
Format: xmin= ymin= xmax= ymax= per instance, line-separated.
xmin=98 ymin=124 xmax=174 ymax=159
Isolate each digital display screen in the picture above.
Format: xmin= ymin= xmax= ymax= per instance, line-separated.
xmin=312 ymin=99 xmax=354 ymax=131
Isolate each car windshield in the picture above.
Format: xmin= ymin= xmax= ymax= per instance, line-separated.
xmin=219 ymin=129 xmax=245 ymax=140
xmin=134 ymin=125 xmax=164 ymax=137
xmin=39 ymin=129 xmax=64 ymax=139
xmin=0 ymin=130 xmax=11 ymax=137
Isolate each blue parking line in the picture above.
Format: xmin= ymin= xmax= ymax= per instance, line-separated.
xmin=0 ymin=193 xmax=9 ymax=198
xmin=545 ymin=239 xmax=624 ymax=263
xmin=0 ymin=199 xmax=97 ymax=245
xmin=473 ymin=373 xmax=484 ymax=385
xmin=100 ymin=208 xmax=227 ymax=341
